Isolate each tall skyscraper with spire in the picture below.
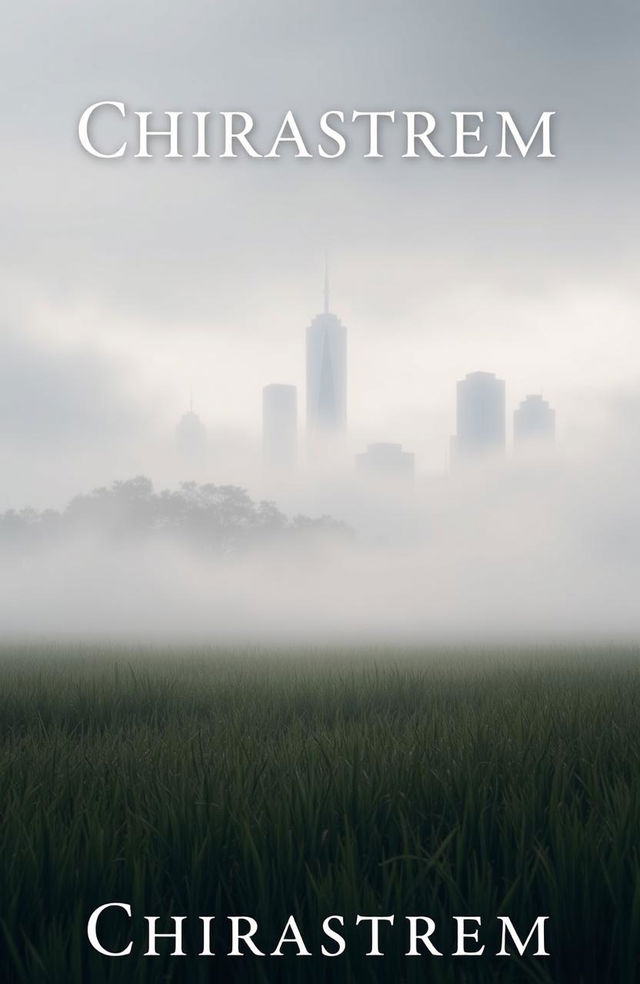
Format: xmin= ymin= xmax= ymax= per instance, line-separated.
xmin=176 ymin=394 xmax=207 ymax=467
xmin=306 ymin=257 xmax=347 ymax=437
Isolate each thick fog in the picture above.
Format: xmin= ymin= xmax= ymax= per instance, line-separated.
xmin=1 ymin=395 xmax=639 ymax=643
xmin=1 ymin=0 xmax=639 ymax=643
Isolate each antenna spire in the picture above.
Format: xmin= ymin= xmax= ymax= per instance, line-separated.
xmin=323 ymin=251 xmax=330 ymax=314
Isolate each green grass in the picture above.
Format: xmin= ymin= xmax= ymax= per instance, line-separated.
xmin=0 ymin=646 xmax=639 ymax=983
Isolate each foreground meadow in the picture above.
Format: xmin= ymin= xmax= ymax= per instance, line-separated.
xmin=0 ymin=646 xmax=638 ymax=983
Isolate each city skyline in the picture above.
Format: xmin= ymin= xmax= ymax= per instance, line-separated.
xmin=1 ymin=0 xmax=638 ymax=509
xmin=181 ymin=270 xmax=559 ymax=477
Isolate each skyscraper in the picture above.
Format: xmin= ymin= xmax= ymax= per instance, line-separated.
xmin=514 ymin=394 xmax=555 ymax=446
xmin=306 ymin=260 xmax=347 ymax=437
xmin=176 ymin=405 xmax=207 ymax=466
xmin=452 ymin=371 xmax=506 ymax=464
xmin=356 ymin=442 xmax=415 ymax=481
xmin=262 ymin=383 xmax=297 ymax=468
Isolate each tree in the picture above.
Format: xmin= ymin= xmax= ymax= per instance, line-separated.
xmin=0 ymin=478 xmax=352 ymax=555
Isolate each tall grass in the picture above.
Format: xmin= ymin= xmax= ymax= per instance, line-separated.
xmin=0 ymin=646 xmax=638 ymax=982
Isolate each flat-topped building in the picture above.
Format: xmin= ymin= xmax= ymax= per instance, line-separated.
xmin=356 ymin=442 xmax=415 ymax=481
xmin=263 ymin=384 xmax=297 ymax=469
xmin=451 ymin=371 xmax=506 ymax=466
xmin=514 ymin=394 xmax=555 ymax=446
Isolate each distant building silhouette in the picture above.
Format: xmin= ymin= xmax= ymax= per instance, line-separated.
xmin=356 ymin=442 xmax=415 ymax=481
xmin=306 ymin=258 xmax=347 ymax=437
xmin=176 ymin=407 xmax=207 ymax=463
xmin=452 ymin=371 xmax=506 ymax=465
xmin=514 ymin=394 xmax=555 ymax=446
xmin=263 ymin=384 xmax=297 ymax=468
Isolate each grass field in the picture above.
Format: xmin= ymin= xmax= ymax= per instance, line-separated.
xmin=0 ymin=646 xmax=639 ymax=983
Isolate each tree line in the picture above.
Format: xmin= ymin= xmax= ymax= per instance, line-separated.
xmin=0 ymin=477 xmax=351 ymax=554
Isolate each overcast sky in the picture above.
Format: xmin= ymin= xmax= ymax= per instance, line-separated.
xmin=1 ymin=0 xmax=639 ymax=505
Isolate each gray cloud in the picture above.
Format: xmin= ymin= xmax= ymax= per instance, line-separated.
xmin=0 ymin=326 xmax=140 ymax=446
xmin=0 ymin=324 xmax=154 ymax=509
xmin=1 ymin=0 xmax=638 ymax=322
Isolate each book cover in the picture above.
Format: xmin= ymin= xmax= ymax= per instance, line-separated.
xmin=1 ymin=2 xmax=638 ymax=981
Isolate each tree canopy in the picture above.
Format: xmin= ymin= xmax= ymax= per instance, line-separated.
xmin=0 ymin=478 xmax=351 ymax=555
